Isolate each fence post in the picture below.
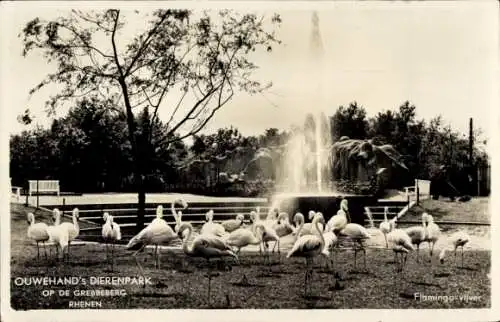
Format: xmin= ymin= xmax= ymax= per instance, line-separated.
xmin=36 ymin=180 xmax=39 ymax=209
xmin=416 ymin=179 xmax=420 ymax=205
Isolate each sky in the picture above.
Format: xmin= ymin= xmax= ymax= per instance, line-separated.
xmin=0 ymin=1 xmax=498 ymax=142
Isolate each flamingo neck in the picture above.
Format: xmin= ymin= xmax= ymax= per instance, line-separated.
xmin=294 ymin=220 xmax=304 ymax=242
xmin=383 ymin=210 xmax=388 ymax=222
xmin=182 ymin=225 xmax=194 ymax=255
xmin=255 ymin=227 xmax=264 ymax=244
xmin=314 ymin=219 xmax=325 ymax=246
xmin=54 ymin=213 xmax=60 ymax=226
xmin=176 ymin=212 xmax=182 ymax=226
xmin=171 ymin=201 xmax=179 ymax=223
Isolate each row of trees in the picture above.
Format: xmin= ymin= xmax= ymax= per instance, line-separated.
xmin=10 ymin=99 xmax=490 ymax=197
xmin=14 ymin=9 xmax=489 ymax=231
xmin=331 ymin=101 xmax=490 ymax=196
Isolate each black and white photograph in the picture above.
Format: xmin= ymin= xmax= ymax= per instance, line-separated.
xmin=1 ymin=0 xmax=497 ymax=319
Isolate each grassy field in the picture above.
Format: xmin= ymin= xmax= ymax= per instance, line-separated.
xmin=10 ymin=203 xmax=491 ymax=310
xmin=404 ymin=197 xmax=490 ymax=223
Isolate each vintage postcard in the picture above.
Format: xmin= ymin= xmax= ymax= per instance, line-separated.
xmin=1 ymin=1 xmax=498 ymax=321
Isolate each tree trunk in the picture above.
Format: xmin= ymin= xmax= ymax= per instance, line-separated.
xmin=136 ymin=173 xmax=146 ymax=231
xmin=118 ymin=77 xmax=146 ymax=233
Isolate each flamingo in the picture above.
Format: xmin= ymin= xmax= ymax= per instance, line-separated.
xmin=439 ymin=230 xmax=470 ymax=267
xmin=249 ymin=208 xmax=276 ymax=253
xmin=261 ymin=211 xmax=293 ymax=254
xmin=102 ymin=212 xmax=122 ymax=271
xmin=254 ymin=222 xmax=281 ymax=263
xmin=307 ymin=210 xmax=316 ymax=221
xmin=339 ymin=223 xmax=371 ymax=270
xmin=379 ymin=206 xmax=392 ymax=248
xmin=171 ymin=198 xmax=188 ymax=233
xmin=26 ymin=212 xmax=50 ymax=260
xmin=225 ymin=225 xmax=265 ymax=255
xmin=404 ymin=217 xmax=427 ymax=263
xmin=422 ymin=212 xmax=441 ymax=259
xmin=321 ymin=230 xmax=338 ymax=270
xmin=221 ymin=214 xmax=245 ymax=233
xmin=177 ymin=221 xmax=238 ymax=305
xmin=47 ymin=208 xmax=69 ymax=263
xmin=293 ymin=212 xmax=324 ymax=237
xmin=325 ymin=199 xmax=349 ymax=233
xmin=57 ymin=208 xmax=80 ymax=260
xmin=201 ymin=210 xmax=226 ymax=237
xmin=265 ymin=208 xmax=280 ymax=224
xmin=387 ymin=228 xmax=414 ymax=274
xmin=272 ymin=212 xmax=295 ymax=238
xmin=259 ymin=206 xmax=278 ymax=228
xmin=126 ymin=205 xmax=179 ymax=281
xmin=286 ymin=213 xmax=326 ymax=296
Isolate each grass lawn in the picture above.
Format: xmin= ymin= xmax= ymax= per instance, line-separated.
xmin=404 ymin=197 xmax=490 ymax=223
xmin=10 ymin=204 xmax=491 ymax=309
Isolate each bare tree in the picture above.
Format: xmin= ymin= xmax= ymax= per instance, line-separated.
xmin=21 ymin=9 xmax=281 ymax=230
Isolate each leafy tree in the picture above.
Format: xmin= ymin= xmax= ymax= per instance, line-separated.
xmin=330 ymin=101 xmax=369 ymax=141
xmin=369 ymin=110 xmax=397 ymax=144
xmin=21 ymin=9 xmax=281 ymax=230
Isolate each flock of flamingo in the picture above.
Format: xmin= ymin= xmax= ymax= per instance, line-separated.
xmin=25 ymin=198 xmax=472 ymax=302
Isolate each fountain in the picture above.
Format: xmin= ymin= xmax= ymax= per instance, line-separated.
xmin=269 ymin=12 xmax=378 ymax=225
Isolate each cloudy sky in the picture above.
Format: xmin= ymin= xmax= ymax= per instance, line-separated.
xmin=0 ymin=1 xmax=498 ymax=141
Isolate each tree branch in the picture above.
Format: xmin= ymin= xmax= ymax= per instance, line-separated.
xmin=166 ymin=85 xmax=220 ymax=137
xmin=123 ymin=14 xmax=169 ymax=77
xmin=110 ymin=10 xmax=124 ymax=79
xmin=58 ymin=24 xmax=114 ymax=59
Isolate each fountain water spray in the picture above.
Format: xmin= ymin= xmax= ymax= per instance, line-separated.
xmin=278 ymin=11 xmax=332 ymax=193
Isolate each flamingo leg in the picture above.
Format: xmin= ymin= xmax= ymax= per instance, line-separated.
xmin=303 ymin=258 xmax=308 ymax=296
xmin=308 ymin=258 xmax=314 ymax=295
xmin=157 ymin=246 xmax=161 ymax=270
xmin=384 ymin=234 xmax=388 ymax=248
xmin=111 ymin=242 xmax=115 ymax=272
xmin=206 ymin=259 xmax=212 ymax=307
xmin=67 ymin=241 xmax=71 ymax=262
xmin=461 ymin=246 xmax=464 ymax=268
xmin=153 ymin=245 xmax=157 ymax=268
xmin=363 ymin=247 xmax=367 ymax=270
xmin=105 ymin=241 xmax=109 ymax=267
xmin=276 ymin=240 xmax=281 ymax=264
xmin=332 ymin=248 xmax=336 ymax=271
xmin=43 ymin=241 xmax=48 ymax=260
xmin=36 ymin=242 xmax=40 ymax=260
xmin=266 ymin=243 xmax=271 ymax=269
xmin=416 ymin=245 xmax=420 ymax=263
xmin=132 ymin=244 xmax=147 ymax=288
xmin=402 ymin=253 xmax=408 ymax=277
xmin=354 ymin=248 xmax=357 ymax=270
xmin=394 ymin=252 xmax=401 ymax=272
